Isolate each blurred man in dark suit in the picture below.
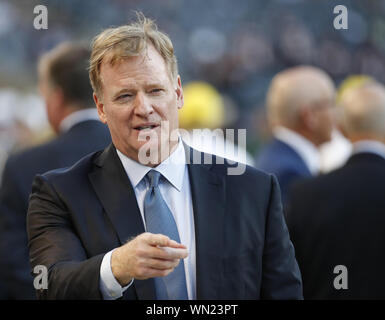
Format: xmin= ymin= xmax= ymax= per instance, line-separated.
xmin=26 ymin=15 xmax=302 ymax=300
xmin=0 ymin=43 xmax=111 ymax=299
xmin=287 ymin=82 xmax=385 ymax=299
xmin=255 ymin=66 xmax=336 ymax=204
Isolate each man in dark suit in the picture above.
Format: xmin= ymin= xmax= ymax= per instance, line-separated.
xmin=286 ymin=82 xmax=385 ymax=299
xmin=0 ymin=43 xmax=111 ymax=299
xmin=255 ymin=66 xmax=336 ymax=204
xmin=27 ymin=15 xmax=302 ymax=300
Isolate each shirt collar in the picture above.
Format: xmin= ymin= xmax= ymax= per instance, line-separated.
xmin=116 ymin=138 xmax=186 ymax=191
xmin=352 ymin=140 xmax=385 ymax=160
xmin=273 ymin=126 xmax=320 ymax=175
xmin=59 ymin=108 xmax=100 ymax=133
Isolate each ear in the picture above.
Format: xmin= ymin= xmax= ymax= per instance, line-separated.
xmin=175 ymin=76 xmax=184 ymax=110
xmin=52 ymin=87 xmax=65 ymax=109
xmin=45 ymin=87 xmax=65 ymax=134
xmin=93 ymin=93 xmax=107 ymax=124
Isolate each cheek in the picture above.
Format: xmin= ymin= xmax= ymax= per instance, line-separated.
xmin=164 ymin=100 xmax=179 ymax=126
xmin=323 ymin=111 xmax=334 ymax=128
xmin=103 ymin=108 xmax=130 ymax=138
xmin=316 ymin=110 xmax=331 ymax=126
xmin=106 ymin=104 xmax=130 ymax=122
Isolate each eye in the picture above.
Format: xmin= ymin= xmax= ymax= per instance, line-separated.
xmin=118 ymin=93 xmax=132 ymax=99
xmin=149 ymin=88 xmax=163 ymax=94
xmin=116 ymin=93 xmax=133 ymax=100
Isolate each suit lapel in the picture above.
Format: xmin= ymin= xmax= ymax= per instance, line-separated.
xmin=88 ymin=144 xmax=227 ymax=300
xmin=88 ymin=144 xmax=155 ymax=299
xmin=186 ymin=146 xmax=226 ymax=299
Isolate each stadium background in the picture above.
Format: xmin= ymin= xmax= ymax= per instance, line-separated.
xmin=0 ymin=0 xmax=384 ymax=174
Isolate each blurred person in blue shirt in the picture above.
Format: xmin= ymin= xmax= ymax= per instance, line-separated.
xmin=255 ymin=66 xmax=336 ymax=205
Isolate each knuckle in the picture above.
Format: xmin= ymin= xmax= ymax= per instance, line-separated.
xmin=135 ymin=247 xmax=146 ymax=257
xmin=157 ymin=234 xmax=168 ymax=242
xmin=141 ymin=232 xmax=151 ymax=241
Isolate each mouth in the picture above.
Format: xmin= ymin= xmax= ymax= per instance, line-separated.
xmin=133 ymin=123 xmax=160 ymax=131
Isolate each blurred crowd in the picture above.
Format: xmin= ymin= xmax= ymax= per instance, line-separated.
xmin=1 ymin=0 xmax=385 ymax=300
xmin=2 ymin=0 xmax=385 ymax=161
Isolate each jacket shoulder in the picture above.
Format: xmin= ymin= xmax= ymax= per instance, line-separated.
xmin=5 ymin=139 xmax=59 ymax=168
xmin=40 ymin=149 xmax=103 ymax=185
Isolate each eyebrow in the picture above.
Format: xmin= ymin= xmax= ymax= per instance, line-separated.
xmin=111 ymin=83 xmax=166 ymax=100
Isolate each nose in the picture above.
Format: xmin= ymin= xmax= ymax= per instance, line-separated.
xmin=133 ymin=91 xmax=153 ymax=117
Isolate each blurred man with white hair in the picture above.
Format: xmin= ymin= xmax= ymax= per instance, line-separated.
xmin=318 ymin=75 xmax=377 ymax=173
xmin=255 ymin=66 xmax=336 ymax=204
xmin=286 ymin=82 xmax=385 ymax=299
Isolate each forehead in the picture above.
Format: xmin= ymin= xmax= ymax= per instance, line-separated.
xmin=99 ymin=44 xmax=171 ymax=89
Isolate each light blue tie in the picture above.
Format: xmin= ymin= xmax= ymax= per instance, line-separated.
xmin=143 ymin=170 xmax=188 ymax=300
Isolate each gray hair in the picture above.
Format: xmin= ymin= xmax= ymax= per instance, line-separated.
xmin=340 ymin=82 xmax=385 ymax=137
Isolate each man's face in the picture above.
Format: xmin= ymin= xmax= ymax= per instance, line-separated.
xmin=311 ymin=98 xmax=335 ymax=145
xmin=94 ymin=44 xmax=183 ymax=164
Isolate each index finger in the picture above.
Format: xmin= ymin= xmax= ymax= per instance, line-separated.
xmin=157 ymin=246 xmax=189 ymax=259
xmin=144 ymin=233 xmax=172 ymax=247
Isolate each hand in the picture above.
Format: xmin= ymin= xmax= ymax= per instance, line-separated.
xmin=110 ymin=232 xmax=188 ymax=286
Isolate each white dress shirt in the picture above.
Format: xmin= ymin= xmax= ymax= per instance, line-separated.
xmin=59 ymin=108 xmax=100 ymax=133
xmin=99 ymin=139 xmax=196 ymax=300
xmin=352 ymin=140 xmax=385 ymax=160
xmin=273 ymin=126 xmax=321 ymax=175
xmin=319 ymin=129 xmax=352 ymax=173
xmin=180 ymin=129 xmax=255 ymax=166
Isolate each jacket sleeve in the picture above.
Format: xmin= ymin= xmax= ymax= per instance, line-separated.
xmin=27 ymin=174 xmax=104 ymax=300
xmin=260 ymin=174 xmax=303 ymax=299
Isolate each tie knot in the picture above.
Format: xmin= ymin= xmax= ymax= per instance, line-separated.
xmin=147 ymin=170 xmax=161 ymax=188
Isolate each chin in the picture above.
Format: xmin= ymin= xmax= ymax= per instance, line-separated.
xmin=134 ymin=139 xmax=160 ymax=159
xmin=128 ymin=135 xmax=176 ymax=160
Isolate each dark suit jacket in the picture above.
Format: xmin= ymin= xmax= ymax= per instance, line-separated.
xmin=26 ymin=143 xmax=303 ymax=300
xmin=286 ymin=152 xmax=385 ymax=299
xmin=0 ymin=120 xmax=111 ymax=299
xmin=255 ymin=138 xmax=312 ymax=205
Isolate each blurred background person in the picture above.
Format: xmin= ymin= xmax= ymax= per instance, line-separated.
xmin=255 ymin=66 xmax=336 ymax=204
xmin=286 ymin=82 xmax=385 ymax=299
xmin=0 ymin=42 xmax=111 ymax=299
xmin=4 ymin=0 xmax=385 ymax=169
xmin=178 ymin=81 xmax=254 ymax=165
xmin=318 ymin=75 xmax=377 ymax=173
